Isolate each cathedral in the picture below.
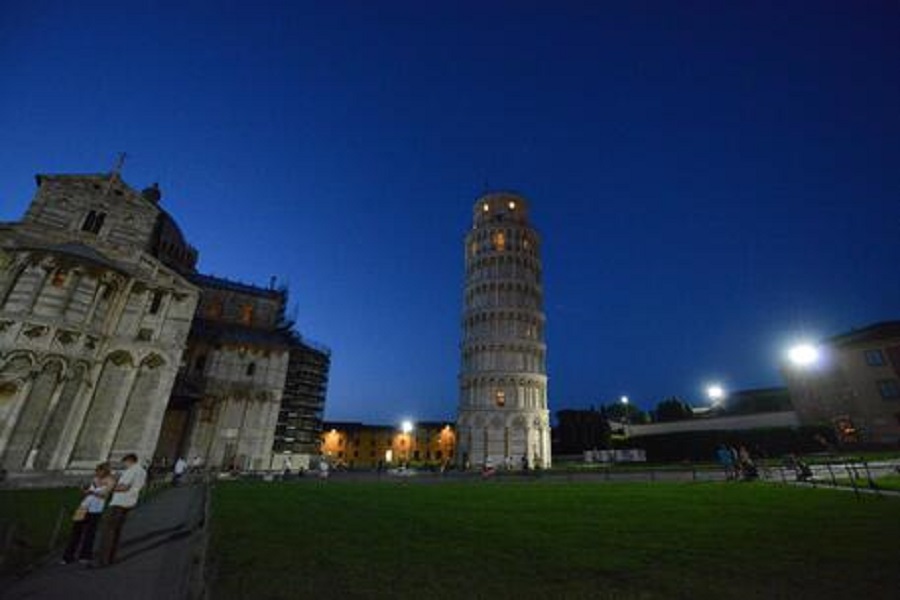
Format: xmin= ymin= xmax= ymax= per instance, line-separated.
xmin=456 ymin=192 xmax=552 ymax=468
xmin=0 ymin=169 xmax=329 ymax=476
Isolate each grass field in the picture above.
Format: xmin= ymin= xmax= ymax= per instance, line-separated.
xmin=210 ymin=480 xmax=900 ymax=600
xmin=0 ymin=487 xmax=79 ymax=574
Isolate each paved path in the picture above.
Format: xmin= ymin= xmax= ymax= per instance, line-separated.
xmin=1 ymin=484 xmax=207 ymax=600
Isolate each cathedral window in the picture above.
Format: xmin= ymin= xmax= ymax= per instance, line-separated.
xmin=149 ymin=291 xmax=164 ymax=315
xmin=81 ymin=210 xmax=106 ymax=234
xmin=482 ymin=203 xmax=490 ymax=212
xmin=51 ymin=270 xmax=67 ymax=287
xmin=246 ymin=362 xmax=256 ymax=377
xmin=495 ymin=390 xmax=506 ymax=407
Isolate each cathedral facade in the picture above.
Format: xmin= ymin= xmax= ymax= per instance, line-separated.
xmin=456 ymin=192 xmax=551 ymax=468
xmin=0 ymin=169 xmax=328 ymax=475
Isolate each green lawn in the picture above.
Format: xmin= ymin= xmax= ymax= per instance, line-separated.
xmin=0 ymin=487 xmax=79 ymax=574
xmin=210 ymin=481 xmax=900 ymax=600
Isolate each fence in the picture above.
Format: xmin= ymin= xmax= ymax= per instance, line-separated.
xmin=762 ymin=458 xmax=899 ymax=499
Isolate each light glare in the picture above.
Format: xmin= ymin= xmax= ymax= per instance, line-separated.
xmin=788 ymin=344 xmax=820 ymax=367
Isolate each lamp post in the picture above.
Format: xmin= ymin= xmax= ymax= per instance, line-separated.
xmin=620 ymin=395 xmax=629 ymax=436
xmin=788 ymin=343 xmax=819 ymax=368
xmin=401 ymin=420 xmax=414 ymax=468
xmin=706 ymin=384 xmax=725 ymax=406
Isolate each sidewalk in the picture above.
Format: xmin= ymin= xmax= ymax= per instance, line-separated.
xmin=1 ymin=484 xmax=207 ymax=600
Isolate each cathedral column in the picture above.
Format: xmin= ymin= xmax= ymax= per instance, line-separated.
xmin=0 ymin=375 xmax=36 ymax=460
xmin=22 ymin=375 xmax=67 ymax=470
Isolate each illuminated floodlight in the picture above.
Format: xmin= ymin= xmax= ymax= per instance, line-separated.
xmin=401 ymin=420 xmax=414 ymax=434
xmin=706 ymin=385 xmax=725 ymax=403
xmin=620 ymin=395 xmax=629 ymax=405
xmin=788 ymin=344 xmax=820 ymax=367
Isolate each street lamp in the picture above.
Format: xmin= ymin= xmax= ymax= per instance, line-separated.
xmin=400 ymin=420 xmax=414 ymax=466
xmin=706 ymin=384 xmax=725 ymax=405
xmin=788 ymin=343 xmax=820 ymax=368
xmin=620 ymin=396 xmax=629 ymax=433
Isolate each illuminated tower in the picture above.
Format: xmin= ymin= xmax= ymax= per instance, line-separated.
xmin=456 ymin=192 xmax=551 ymax=469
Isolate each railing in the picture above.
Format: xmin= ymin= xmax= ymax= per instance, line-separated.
xmin=762 ymin=458 xmax=899 ymax=499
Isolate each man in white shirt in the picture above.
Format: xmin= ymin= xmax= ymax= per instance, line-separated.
xmin=96 ymin=453 xmax=147 ymax=566
xmin=173 ymin=456 xmax=187 ymax=486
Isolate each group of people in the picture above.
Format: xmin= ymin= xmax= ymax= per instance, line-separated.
xmin=716 ymin=444 xmax=759 ymax=481
xmin=62 ymin=453 xmax=147 ymax=567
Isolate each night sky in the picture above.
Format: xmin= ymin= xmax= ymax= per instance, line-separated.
xmin=2 ymin=1 xmax=898 ymax=424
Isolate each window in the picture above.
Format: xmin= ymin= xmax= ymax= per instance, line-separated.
xmin=149 ymin=291 xmax=164 ymax=315
xmin=482 ymin=203 xmax=489 ymax=212
xmin=51 ymin=270 xmax=67 ymax=287
xmin=495 ymin=390 xmax=506 ymax=407
xmin=877 ymin=379 xmax=900 ymax=400
xmin=194 ymin=355 xmax=207 ymax=373
xmin=206 ymin=301 xmax=223 ymax=319
xmin=865 ymin=349 xmax=886 ymax=366
xmin=81 ymin=210 xmax=106 ymax=234
xmin=246 ymin=362 xmax=256 ymax=377
xmin=240 ymin=304 xmax=254 ymax=325
xmin=492 ymin=231 xmax=506 ymax=251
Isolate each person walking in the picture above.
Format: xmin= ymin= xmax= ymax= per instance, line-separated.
xmin=62 ymin=462 xmax=115 ymax=564
xmin=95 ymin=453 xmax=147 ymax=567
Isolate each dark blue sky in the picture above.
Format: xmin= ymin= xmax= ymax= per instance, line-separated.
xmin=2 ymin=1 xmax=898 ymax=423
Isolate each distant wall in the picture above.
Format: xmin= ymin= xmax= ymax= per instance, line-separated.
xmin=628 ymin=411 xmax=800 ymax=438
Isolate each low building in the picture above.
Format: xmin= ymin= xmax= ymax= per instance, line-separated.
xmin=715 ymin=387 xmax=793 ymax=416
xmin=320 ymin=421 xmax=456 ymax=469
xmin=781 ymin=321 xmax=900 ymax=446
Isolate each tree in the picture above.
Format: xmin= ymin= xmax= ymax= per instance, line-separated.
xmin=653 ymin=397 xmax=693 ymax=422
xmin=602 ymin=402 xmax=648 ymax=424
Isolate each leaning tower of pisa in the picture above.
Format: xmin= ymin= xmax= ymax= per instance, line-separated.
xmin=456 ymin=192 xmax=551 ymax=469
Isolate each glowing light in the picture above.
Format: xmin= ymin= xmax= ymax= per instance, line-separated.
xmin=401 ymin=420 xmax=414 ymax=434
xmin=707 ymin=385 xmax=725 ymax=402
xmin=482 ymin=203 xmax=489 ymax=212
xmin=508 ymin=201 xmax=516 ymax=210
xmin=620 ymin=395 xmax=629 ymax=405
xmin=788 ymin=344 xmax=820 ymax=367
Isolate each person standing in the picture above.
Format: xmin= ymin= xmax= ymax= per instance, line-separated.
xmin=95 ymin=453 xmax=147 ymax=567
xmin=62 ymin=462 xmax=115 ymax=564
xmin=173 ymin=456 xmax=187 ymax=486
